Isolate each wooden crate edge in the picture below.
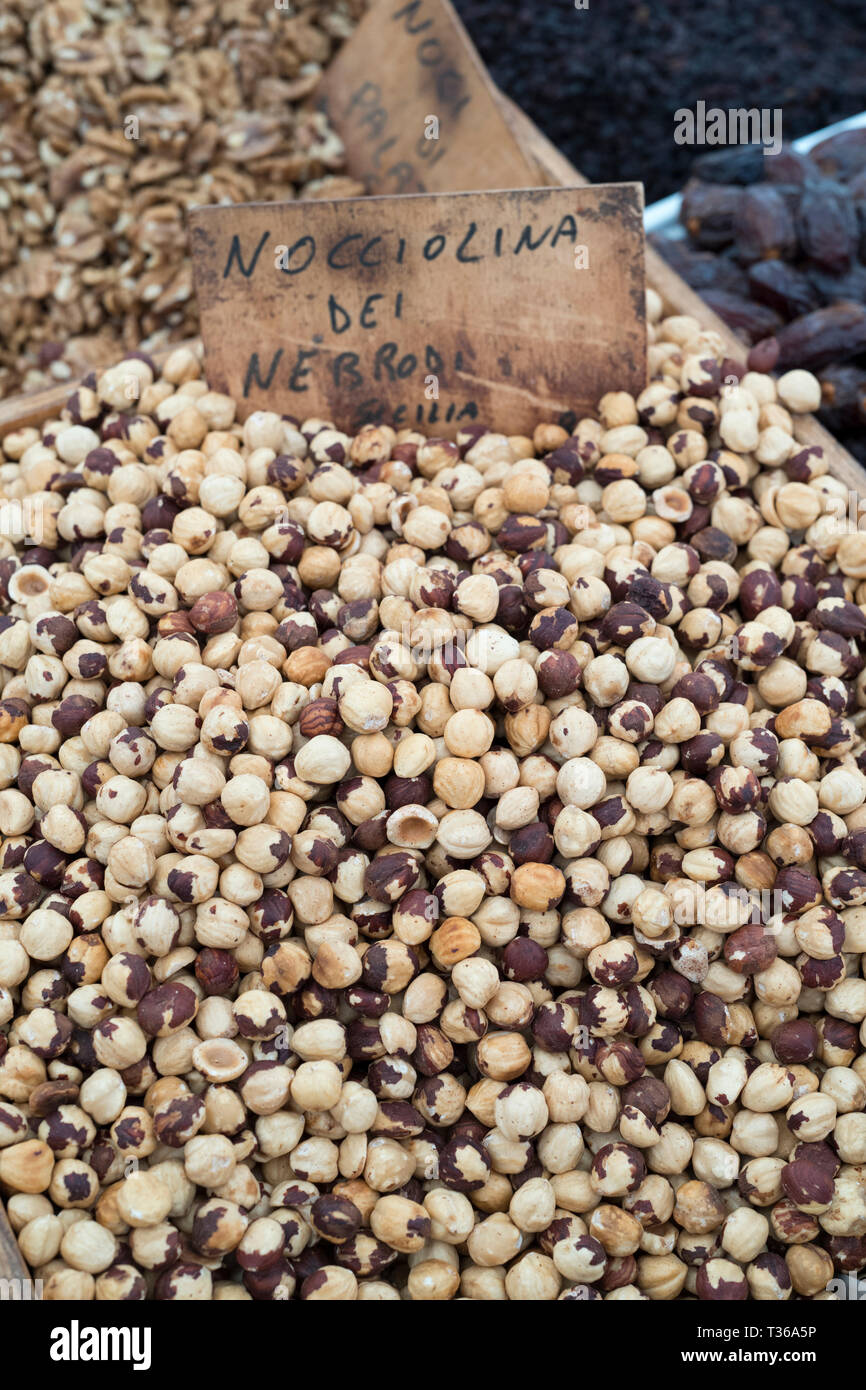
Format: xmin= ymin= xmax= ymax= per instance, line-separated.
xmin=0 ymin=1198 xmax=28 ymax=1282
xmin=0 ymin=341 xmax=201 ymax=441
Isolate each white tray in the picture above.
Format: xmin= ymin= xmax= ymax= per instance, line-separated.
xmin=644 ymin=109 xmax=866 ymax=238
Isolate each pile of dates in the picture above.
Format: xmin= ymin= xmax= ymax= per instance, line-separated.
xmin=653 ymin=128 xmax=866 ymax=463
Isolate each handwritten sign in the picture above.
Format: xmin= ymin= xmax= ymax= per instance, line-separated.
xmin=318 ymin=0 xmax=540 ymax=194
xmin=189 ymin=185 xmax=646 ymax=437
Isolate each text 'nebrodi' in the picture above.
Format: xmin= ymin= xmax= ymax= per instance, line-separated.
xmin=50 ymin=1321 xmax=152 ymax=1372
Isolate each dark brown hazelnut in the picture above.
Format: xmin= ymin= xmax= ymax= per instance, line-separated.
xmin=780 ymin=1159 xmax=834 ymax=1213
xmin=509 ymin=821 xmax=554 ymax=866
xmin=28 ymin=1079 xmax=80 ymax=1117
xmin=310 ymin=1194 xmax=362 ymax=1244
xmin=723 ymin=923 xmax=777 ymax=975
xmin=623 ymin=1076 xmax=671 ymax=1125
xmin=825 ymin=1236 xmax=866 ymax=1272
xmin=189 ymin=591 xmax=238 ymax=634
xmin=696 ymin=1258 xmax=748 ymax=1300
xmin=52 ymin=695 xmax=99 ymax=736
xmin=693 ymin=992 xmax=733 ymax=1047
xmin=502 ymin=937 xmax=549 ymax=982
xmin=137 ymin=981 xmax=199 ymax=1037
xmin=195 ymin=948 xmax=239 ymax=996
xmin=364 ymin=852 xmax=421 ymax=904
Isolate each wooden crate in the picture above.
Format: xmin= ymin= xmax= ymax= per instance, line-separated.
xmin=2 ymin=93 xmax=865 ymax=1288
xmin=0 ymin=1200 xmax=28 ymax=1283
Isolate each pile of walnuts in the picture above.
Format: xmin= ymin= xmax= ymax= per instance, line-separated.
xmin=0 ymin=0 xmax=365 ymax=397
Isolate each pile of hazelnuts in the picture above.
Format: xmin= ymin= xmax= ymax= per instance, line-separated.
xmin=0 ymin=290 xmax=865 ymax=1301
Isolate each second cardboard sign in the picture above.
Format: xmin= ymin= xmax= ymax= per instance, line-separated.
xmin=318 ymin=0 xmax=541 ymax=195
xmin=190 ymin=185 xmax=646 ymax=438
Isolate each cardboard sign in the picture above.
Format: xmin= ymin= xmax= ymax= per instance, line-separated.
xmin=189 ymin=185 xmax=646 ymax=437
xmin=318 ymin=0 xmax=541 ymax=195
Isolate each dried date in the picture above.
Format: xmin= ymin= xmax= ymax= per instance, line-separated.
xmin=681 ymin=181 xmax=743 ymax=249
xmin=701 ymin=290 xmax=784 ymax=344
xmin=848 ymin=170 xmax=866 ymax=199
xmin=768 ymin=184 xmax=808 ymax=218
xmin=774 ymin=303 xmax=866 ymax=371
xmin=763 ymin=147 xmax=821 ymax=185
xmin=650 ymin=236 xmax=748 ymax=295
xmin=805 ymin=262 xmax=866 ymax=306
xmin=691 ymin=145 xmax=767 ymax=186
xmin=734 ymin=186 xmax=797 ymax=264
xmin=747 ymin=337 xmax=780 ymax=373
xmin=818 ymin=364 xmax=866 ymax=426
xmin=747 ymin=260 xmax=821 ymax=320
xmin=797 ymin=180 xmax=858 ymax=273
xmin=810 ymin=128 xmax=866 ymax=182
